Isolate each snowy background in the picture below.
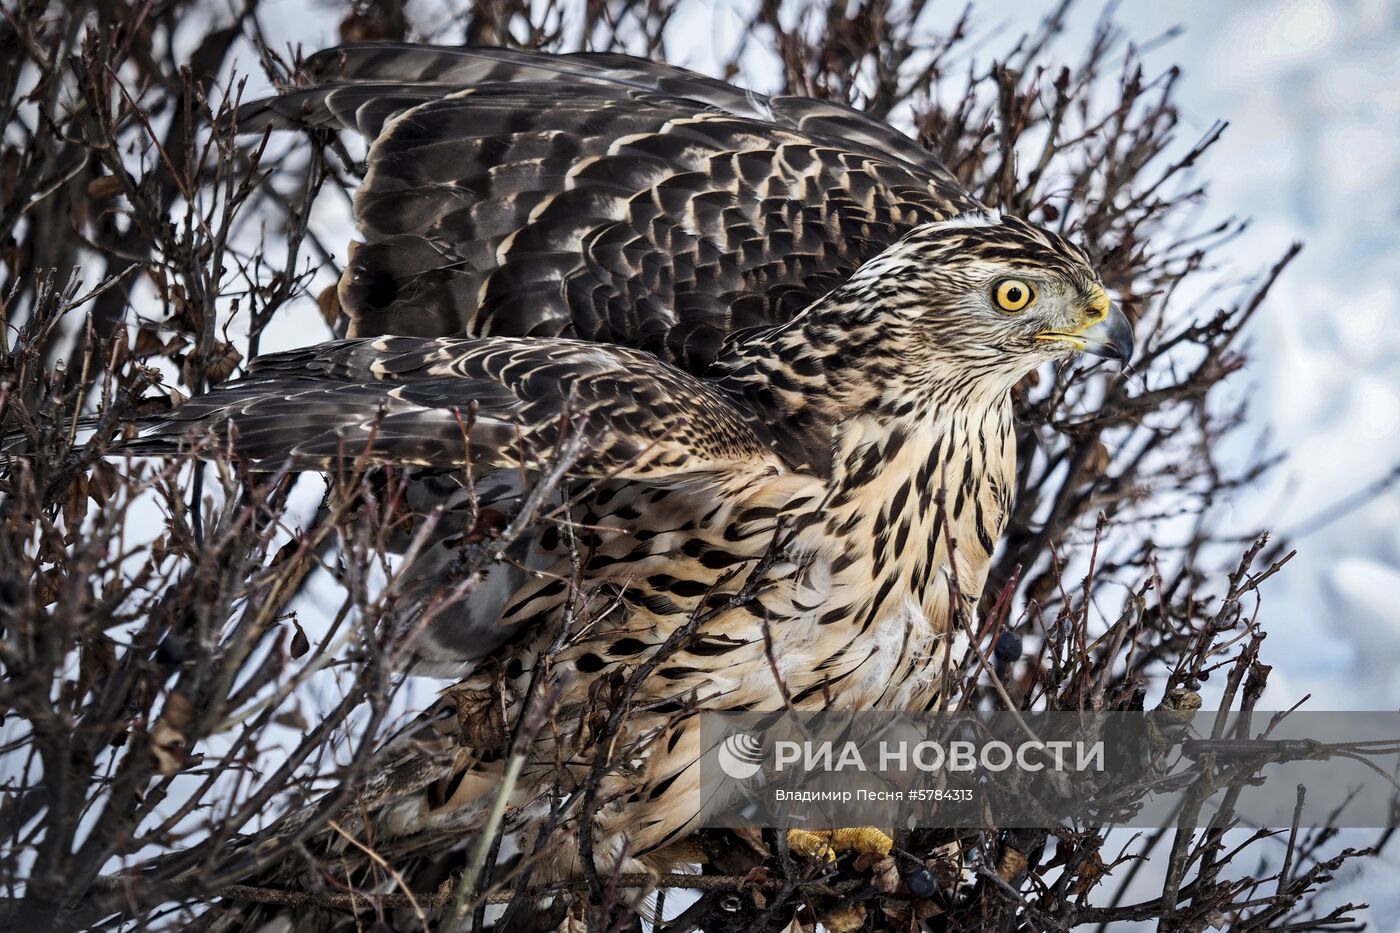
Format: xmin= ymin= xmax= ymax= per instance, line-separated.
xmin=975 ymin=2 xmax=1400 ymax=923
xmin=192 ymin=0 xmax=1400 ymax=924
xmin=1094 ymin=0 xmax=1400 ymax=715
xmin=1047 ymin=3 xmax=1400 ymax=923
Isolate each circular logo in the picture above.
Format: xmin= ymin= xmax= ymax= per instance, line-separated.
xmin=717 ymin=731 xmax=764 ymax=780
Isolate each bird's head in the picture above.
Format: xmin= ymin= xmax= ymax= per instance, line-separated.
xmin=834 ymin=211 xmax=1133 ymax=400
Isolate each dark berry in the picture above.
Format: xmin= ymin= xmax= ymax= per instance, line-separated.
xmin=994 ymin=629 xmax=1023 ymax=663
xmin=906 ymin=867 xmax=938 ymax=898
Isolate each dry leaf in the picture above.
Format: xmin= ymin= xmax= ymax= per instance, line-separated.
xmin=913 ymin=898 xmax=945 ymax=921
xmin=273 ymin=705 xmax=310 ymax=732
xmin=202 ymin=341 xmax=243 ymax=386
xmin=78 ymin=634 xmax=119 ymax=699
xmin=880 ymin=903 xmax=919 ymax=932
xmin=89 ymin=459 xmax=119 ymax=507
xmin=289 ymin=619 xmax=310 ymax=659
xmin=1070 ymin=848 xmax=1107 ymax=896
xmin=872 ymin=855 xmax=900 ymax=893
xmin=1088 ymin=439 xmax=1111 ymax=479
xmin=560 ymin=901 xmax=588 ymax=933
xmin=317 ymin=284 xmax=341 ymax=330
xmin=86 ymin=174 xmax=125 ymax=201
xmin=61 ymin=473 xmax=89 ymax=542
xmin=134 ymin=327 xmax=166 ymax=357
xmin=150 ymin=691 xmax=195 ymax=775
xmin=133 ymin=328 xmax=189 ymax=361
xmin=998 ymin=845 xmax=1029 ymax=882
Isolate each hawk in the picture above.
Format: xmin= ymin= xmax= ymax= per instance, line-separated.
xmin=127 ymin=43 xmax=1132 ymax=909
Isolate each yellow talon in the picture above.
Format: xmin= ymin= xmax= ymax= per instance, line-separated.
xmin=786 ymin=826 xmax=893 ymax=860
xmin=786 ymin=828 xmax=837 ymax=861
xmin=831 ymin=826 xmax=894 ymax=857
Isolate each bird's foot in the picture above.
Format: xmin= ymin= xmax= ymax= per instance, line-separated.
xmin=785 ymin=829 xmax=896 ymax=933
xmin=786 ymin=827 xmax=893 ymax=862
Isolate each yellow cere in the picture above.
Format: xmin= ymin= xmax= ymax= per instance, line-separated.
xmin=1084 ymin=284 xmax=1110 ymax=324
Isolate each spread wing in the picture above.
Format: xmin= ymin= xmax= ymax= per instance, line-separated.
xmin=123 ymin=336 xmax=781 ymax=477
xmin=237 ymin=43 xmax=981 ymax=371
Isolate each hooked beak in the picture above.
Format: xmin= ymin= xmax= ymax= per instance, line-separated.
xmin=1078 ymin=303 xmax=1135 ymax=363
xmin=1036 ymin=296 xmax=1135 ymax=364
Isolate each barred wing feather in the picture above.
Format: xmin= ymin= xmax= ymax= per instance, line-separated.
xmin=234 ymin=43 xmax=980 ymax=370
xmin=125 ymin=336 xmax=782 ymax=477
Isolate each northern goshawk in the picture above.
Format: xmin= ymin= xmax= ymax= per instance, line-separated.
xmin=128 ymin=42 xmax=1132 ymax=897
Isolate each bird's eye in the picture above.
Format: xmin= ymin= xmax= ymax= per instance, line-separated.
xmin=994 ymin=279 xmax=1035 ymax=312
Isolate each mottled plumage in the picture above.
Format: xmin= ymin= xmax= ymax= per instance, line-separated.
xmin=236 ymin=43 xmax=979 ymax=373
xmin=131 ymin=44 xmax=1134 ymax=910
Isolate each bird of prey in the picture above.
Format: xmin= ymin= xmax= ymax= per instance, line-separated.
xmin=128 ymin=43 xmax=1132 ymax=903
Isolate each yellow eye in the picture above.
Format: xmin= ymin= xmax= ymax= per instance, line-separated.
xmin=994 ymin=278 xmax=1035 ymax=312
